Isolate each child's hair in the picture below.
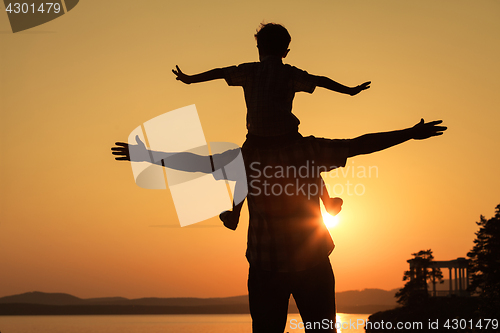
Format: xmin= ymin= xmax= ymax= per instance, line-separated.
xmin=254 ymin=23 xmax=291 ymax=57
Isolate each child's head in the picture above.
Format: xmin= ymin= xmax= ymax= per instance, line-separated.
xmin=254 ymin=23 xmax=291 ymax=58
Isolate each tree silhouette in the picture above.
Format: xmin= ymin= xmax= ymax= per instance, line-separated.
xmin=395 ymin=249 xmax=443 ymax=307
xmin=467 ymin=204 xmax=500 ymax=320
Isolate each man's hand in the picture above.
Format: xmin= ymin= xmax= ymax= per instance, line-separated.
xmin=349 ymin=81 xmax=371 ymax=96
xmin=111 ymin=135 xmax=149 ymax=161
xmin=411 ymin=119 xmax=447 ymax=140
xmin=172 ymin=65 xmax=192 ymax=84
xmin=348 ymin=118 xmax=447 ymax=157
xmin=112 ymin=142 xmax=132 ymax=161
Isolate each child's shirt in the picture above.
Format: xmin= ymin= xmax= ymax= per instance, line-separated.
xmin=223 ymin=57 xmax=318 ymax=137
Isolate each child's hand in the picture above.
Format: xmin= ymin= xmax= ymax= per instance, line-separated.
xmin=172 ymin=65 xmax=192 ymax=84
xmin=350 ymin=81 xmax=371 ymax=96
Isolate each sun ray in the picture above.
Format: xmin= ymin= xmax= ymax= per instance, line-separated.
xmin=322 ymin=211 xmax=339 ymax=228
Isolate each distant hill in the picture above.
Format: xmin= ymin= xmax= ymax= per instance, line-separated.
xmin=337 ymin=288 xmax=399 ymax=306
xmin=0 ymin=292 xmax=84 ymax=306
xmin=0 ymin=292 xmax=248 ymax=307
xmin=0 ymin=289 xmax=400 ymax=315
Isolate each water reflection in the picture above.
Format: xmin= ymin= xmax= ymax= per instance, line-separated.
xmin=286 ymin=313 xmax=370 ymax=333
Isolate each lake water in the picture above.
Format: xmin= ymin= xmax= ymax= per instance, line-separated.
xmin=0 ymin=313 xmax=370 ymax=332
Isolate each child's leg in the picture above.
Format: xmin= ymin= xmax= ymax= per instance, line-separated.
xmin=321 ymin=180 xmax=343 ymax=216
xmin=219 ymin=198 xmax=245 ymax=230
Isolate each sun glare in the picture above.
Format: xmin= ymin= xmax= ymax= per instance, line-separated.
xmin=322 ymin=212 xmax=339 ymax=228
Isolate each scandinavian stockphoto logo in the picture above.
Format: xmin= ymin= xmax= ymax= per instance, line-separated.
xmin=3 ymin=0 xmax=79 ymax=33
xmin=128 ymin=105 xmax=247 ymax=227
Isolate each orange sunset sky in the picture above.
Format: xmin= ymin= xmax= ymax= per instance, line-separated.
xmin=1 ymin=0 xmax=499 ymax=299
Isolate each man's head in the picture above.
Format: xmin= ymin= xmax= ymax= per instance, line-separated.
xmin=254 ymin=23 xmax=291 ymax=58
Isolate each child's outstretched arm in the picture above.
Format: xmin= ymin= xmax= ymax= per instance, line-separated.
xmin=172 ymin=65 xmax=224 ymax=84
xmin=316 ymin=76 xmax=371 ymax=96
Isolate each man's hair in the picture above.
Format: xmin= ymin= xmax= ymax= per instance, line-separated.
xmin=254 ymin=23 xmax=291 ymax=56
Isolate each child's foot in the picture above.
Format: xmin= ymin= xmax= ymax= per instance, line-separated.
xmin=219 ymin=210 xmax=240 ymax=230
xmin=323 ymin=197 xmax=343 ymax=216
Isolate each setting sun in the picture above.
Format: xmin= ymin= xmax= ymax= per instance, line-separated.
xmin=323 ymin=212 xmax=340 ymax=228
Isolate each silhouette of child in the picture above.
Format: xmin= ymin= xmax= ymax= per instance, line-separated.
xmin=172 ymin=23 xmax=370 ymax=228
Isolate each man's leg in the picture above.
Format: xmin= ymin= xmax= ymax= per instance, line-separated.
xmin=291 ymin=259 xmax=336 ymax=333
xmin=248 ymin=266 xmax=291 ymax=333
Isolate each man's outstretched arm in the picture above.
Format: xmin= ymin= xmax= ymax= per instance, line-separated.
xmin=111 ymin=136 xmax=241 ymax=175
xmin=348 ymin=119 xmax=447 ymax=157
xmin=172 ymin=65 xmax=224 ymax=84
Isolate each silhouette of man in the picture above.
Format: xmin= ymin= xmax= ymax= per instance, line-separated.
xmin=112 ymin=118 xmax=446 ymax=333
xmin=238 ymin=119 xmax=445 ymax=333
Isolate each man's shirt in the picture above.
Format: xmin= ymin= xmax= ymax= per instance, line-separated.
xmin=242 ymin=135 xmax=350 ymax=272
